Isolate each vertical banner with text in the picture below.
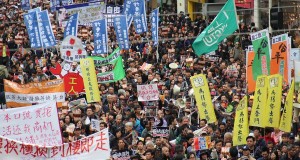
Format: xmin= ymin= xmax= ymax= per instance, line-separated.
xmin=80 ymin=58 xmax=101 ymax=103
xmin=265 ymin=74 xmax=283 ymax=128
xmin=93 ymin=18 xmax=108 ymax=54
xmin=151 ymin=8 xmax=159 ymax=46
xmin=279 ymin=80 xmax=294 ymax=132
xmin=132 ymin=0 xmax=147 ymax=33
xmin=249 ymin=75 xmax=268 ymax=127
xmin=24 ymin=11 xmax=42 ymax=48
xmin=246 ymin=45 xmax=256 ymax=93
xmin=250 ymin=29 xmax=271 ymax=80
xmin=113 ymin=15 xmax=130 ymax=50
xmin=233 ymin=96 xmax=249 ymax=146
xmin=190 ymin=74 xmax=217 ymax=123
xmin=64 ymin=13 xmax=79 ymax=38
xmin=37 ymin=10 xmax=57 ymax=48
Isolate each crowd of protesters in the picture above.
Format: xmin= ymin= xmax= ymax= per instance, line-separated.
xmin=0 ymin=0 xmax=300 ymax=160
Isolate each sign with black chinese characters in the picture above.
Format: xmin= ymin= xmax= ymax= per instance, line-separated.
xmin=152 ymin=127 xmax=169 ymax=137
xmin=233 ymin=96 xmax=249 ymax=146
xmin=60 ymin=35 xmax=87 ymax=62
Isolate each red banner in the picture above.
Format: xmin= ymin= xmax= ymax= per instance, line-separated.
xmin=235 ymin=0 xmax=254 ymax=9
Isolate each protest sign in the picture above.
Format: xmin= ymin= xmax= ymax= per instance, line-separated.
xmin=251 ymin=29 xmax=271 ymax=80
xmin=60 ymin=35 xmax=87 ymax=62
xmin=249 ymin=75 xmax=268 ymax=128
xmin=64 ymin=13 xmax=79 ymax=38
xmin=194 ymin=136 xmax=212 ymax=151
xmin=246 ymin=45 xmax=256 ymax=93
xmin=152 ymin=127 xmax=169 ymax=137
xmin=265 ymin=74 xmax=282 ymax=128
xmin=63 ymin=72 xmax=84 ymax=95
xmin=289 ymin=48 xmax=300 ymax=80
xmin=111 ymin=150 xmax=132 ymax=160
xmin=190 ymin=74 xmax=217 ymax=123
xmin=137 ymin=84 xmax=159 ymax=101
xmin=0 ymin=102 xmax=62 ymax=146
xmin=91 ymin=119 xmax=100 ymax=131
xmin=279 ymin=80 xmax=294 ymax=132
xmin=93 ymin=18 xmax=108 ymax=54
xmin=90 ymin=47 xmax=121 ymax=66
xmin=4 ymin=79 xmax=65 ymax=108
xmin=114 ymin=15 xmax=130 ymax=50
xmin=80 ymin=58 xmax=101 ymax=103
xmin=233 ymin=96 xmax=249 ymax=146
xmin=271 ymin=34 xmax=289 ymax=84
xmin=96 ymin=56 xmax=125 ymax=84
xmin=0 ymin=128 xmax=110 ymax=159
xmin=23 ymin=10 xmax=42 ymax=48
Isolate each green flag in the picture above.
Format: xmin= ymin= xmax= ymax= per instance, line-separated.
xmin=89 ymin=47 xmax=121 ymax=66
xmin=192 ymin=0 xmax=238 ymax=56
xmin=250 ymin=29 xmax=271 ymax=80
xmin=97 ymin=56 xmax=125 ymax=84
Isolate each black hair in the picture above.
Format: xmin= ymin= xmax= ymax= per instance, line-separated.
xmin=246 ymin=136 xmax=255 ymax=141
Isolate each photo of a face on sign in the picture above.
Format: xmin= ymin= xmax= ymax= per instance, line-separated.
xmin=270 ymin=77 xmax=279 ymax=88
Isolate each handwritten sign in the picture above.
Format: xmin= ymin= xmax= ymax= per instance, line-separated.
xmin=137 ymin=84 xmax=159 ymax=101
xmin=0 ymin=102 xmax=62 ymax=146
xmin=194 ymin=136 xmax=212 ymax=151
xmin=152 ymin=127 xmax=169 ymax=137
xmin=0 ymin=128 xmax=110 ymax=159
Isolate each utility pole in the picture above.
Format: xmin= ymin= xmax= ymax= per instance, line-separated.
xmin=269 ymin=0 xmax=272 ymax=33
xmin=254 ymin=0 xmax=261 ymax=29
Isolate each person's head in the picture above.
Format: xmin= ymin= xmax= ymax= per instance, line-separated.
xmin=224 ymin=132 xmax=233 ymax=143
xmin=215 ymin=140 xmax=223 ymax=151
xmin=186 ymin=133 xmax=194 ymax=145
xmin=242 ymin=145 xmax=250 ymax=156
xmin=137 ymin=140 xmax=144 ymax=150
xmin=270 ymin=151 xmax=279 ymax=160
xmin=253 ymin=128 xmax=261 ymax=139
xmin=145 ymin=141 xmax=155 ymax=150
xmin=64 ymin=115 xmax=71 ymax=124
xmin=261 ymin=146 xmax=269 ymax=159
xmin=281 ymin=133 xmax=289 ymax=143
xmin=181 ymin=116 xmax=190 ymax=125
xmin=99 ymin=122 xmax=107 ymax=131
xmin=187 ymin=152 xmax=196 ymax=160
xmin=246 ymin=136 xmax=255 ymax=148
xmin=199 ymin=119 xmax=207 ymax=128
xmin=144 ymin=150 xmax=154 ymax=160
xmin=115 ymin=129 xmax=123 ymax=138
xmin=86 ymin=107 xmax=94 ymax=116
xmin=118 ymin=139 xmax=126 ymax=149
xmin=229 ymin=147 xmax=239 ymax=158
xmin=129 ymin=113 xmax=137 ymax=123
xmin=287 ymin=145 xmax=297 ymax=157
xmin=162 ymin=146 xmax=170 ymax=157
xmin=116 ymin=114 xmax=122 ymax=124
xmin=155 ymin=137 xmax=162 ymax=146
xmin=200 ymin=150 xmax=209 ymax=160
xmin=125 ymin=122 xmax=133 ymax=132
xmin=74 ymin=127 xmax=81 ymax=136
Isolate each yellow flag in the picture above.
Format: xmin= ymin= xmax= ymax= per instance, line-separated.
xmin=265 ymin=74 xmax=283 ymax=128
xmin=233 ymin=96 xmax=249 ymax=146
xmin=249 ymin=75 xmax=268 ymax=127
xmin=80 ymin=58 xmax=101 ymax=103
xmin=190 ymin=74 xmax=216 ymax=123
xmin=279 ymin=80 xmax=294 ymax=132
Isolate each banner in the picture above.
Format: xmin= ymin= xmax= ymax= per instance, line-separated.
xmin=279 ymin=80 xmax=294 ymax=132
xmin=271 ymin=34 xmax=289 ymax=84
xmin=80 ymin=58 xmax=101 ymax=103
xmin=4 ymin=79 xmax=65 ymax=108
xmin=265 ymin=74 xmax=282 ymax=128
xmin=151 ymin=8 xmax=159 ymax=46
xmin=63 ymin=72 xmax=84 ymax=95
xmin=93 ymin=18 xmax=108 ymax=54
xmin=246 ymin=45 xmax=256 ymax=93
xmin=192 ymin=0 xmax=238 ymax=56
xmin=60 ymin=35 xmax=87 ymax=62
xmin=0 ymin=102 xmax=62 ymax=146
xmin=137 ymin=84 xmax=159 ymax=101
xmin=233 ymin=96 xmax=249 ymax=146
xmin=0 ymin=128 xmax=110 ymax=160
xmin=37 ymin=10 xmax=57 ymax=48
xmin=190 ymin=74 xmax=217 ymax=123
xmin=90 ymin=47 xmax=121 ymax=66
xmin=294 ymin=61 xmax=300 ymax=108
xmin=123 ymin=0 xmax=134 ymax=29
xmin=64 ymin=13 xmax=79 ymax=38
xmin=250 ymin=29 xmax=271 ymax=80
xmin=21 ymin=0 xmax=30 ymax=10
xmin=132 ymin=0 xmax=147 ymax=33
xmin=113 ymin=15 xmax=130 ymax=50
xmin=152 ymin=127 xmax=169 ymax=137
xmin=289 ymin=48 xmax=300 ymax=80
xmin=194 ymin=136 xmax=212 ymax=151
xmin=249 ymin=75 xmax=268 ymax=127
xmin=58 ymin=2 xmax=106 ymax=26
xmin=235 ymin=0 xmax=254 ymax=9
xmin=97 ymin=56 xmax=125 ymax=83
xmin=24 ymin=11 xmax=42 ymax=48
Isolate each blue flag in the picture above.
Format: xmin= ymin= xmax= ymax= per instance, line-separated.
xmin=37 ymin=10 xmax=57 ymax=48
xmin=93 ymin=19 xmax=108 ymax=54
xmin=123 ymin=0 xmax=134 ymax=30
xmin=21 ymin=0 xmax=30 ymax=10
xmin=64 ymin=13 xmax=79 ymax=38
xmin=132 ymin=0 xmax=147 ymax=33
xmin=24 ymin=12 xmax=42 ymax=48
xmin=114 ymin=15 xmax=130 ymax=50
xmin=151 ymin=8 xmax=159 ymax=46
xmin=50 ymin=0 xmax=58 ymax=12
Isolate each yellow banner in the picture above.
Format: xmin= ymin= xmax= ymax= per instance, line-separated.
xmin=80 ymin=58 xmax=101 ymax=103
xmin=249 ymin=75 xmax=268 ymax=127
xmin=265 ymin=74 xmax=283 ymax=128
xmin=190 ymin=74 xmax=216 ymax=123
xmin=279 ymin=80 xmax=294 ymax=132
xmin=233 ymin=96 xmax=249 ymax=146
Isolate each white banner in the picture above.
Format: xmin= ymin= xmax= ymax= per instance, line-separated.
xmin=0 ymin=102 xmax=62 ymax=146
xmin=289 ymin=48 xmax=300 ymax=77
xmin=0 ymin=129 xmax=110 ymax=160
xmin=137 ymin=84 xmax=159 ymax=101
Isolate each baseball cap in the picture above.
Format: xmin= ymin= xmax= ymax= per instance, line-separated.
xmin=242 ymin=145 xmax=250 ymax=150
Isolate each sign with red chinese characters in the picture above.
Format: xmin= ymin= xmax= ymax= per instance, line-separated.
xmin=137 ymin=84 xmax=159 ymax=101
xmin=0 ymin=128 xmax=110 ymax=159
xmin=235 ymin=0 xmax=254 ymax=9
xmin=0 ymin=102 xmax=62 ymax=146
xmin=60 ymin=35 xmax=87 ymax=62
xmin=63 ymin=72 xmax=84 ymax=95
